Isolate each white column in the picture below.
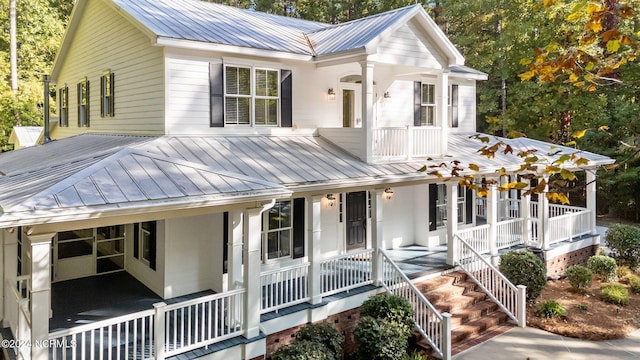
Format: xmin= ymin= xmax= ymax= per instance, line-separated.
xmin=361 ymin=61 xmax=375 ymax=163
xmin=437 ymin=71 xmax=449 ymax=155
xmin=242 ymin=204 xmax=271 ymax=339
xmin=446 ymin=183 xmax=458 ymax=266
xmin=228 ymin=211 xmax=243 ymax=290
xmin=539 ymin=176 xmax=550 ymax=250
xmin=487 ymin=184 xmax=499 ymax=265
xmin=586 ymin=170 xmax=598 ymax=238
xmin=307 ymin=195 xmax=322 ymax=304
xmin=520 ymin=179 xmax=532 ymax=246
xmin=371 ymin=189 xmax=384 ymax=285
xmin=2 ymin=228 xmax=18 ymax=327
xmin=27 ymin=232 xmax=55 ymax=360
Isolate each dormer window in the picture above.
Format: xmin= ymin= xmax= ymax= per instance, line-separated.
xmin=224 ymin=65 xmax=279 ymax=126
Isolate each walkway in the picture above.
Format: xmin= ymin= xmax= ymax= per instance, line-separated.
xmin=453 ymin=327 xmax=640 ymax=360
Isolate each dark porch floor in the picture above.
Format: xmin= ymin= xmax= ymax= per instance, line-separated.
xmin=386 ymin=245 xmax=453 ymax=279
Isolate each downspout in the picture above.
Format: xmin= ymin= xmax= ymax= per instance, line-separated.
xmin=42 ymin=75 xmax=51 ymax=143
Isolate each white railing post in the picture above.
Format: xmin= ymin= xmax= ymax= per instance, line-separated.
xmin=446 ymin=183 xmax=459 ymax=266
xmin=586 ymin=170 xmax=598 ymax=240
xmin=516 ymin=285 xmax=527 ymax=328
xmin=154 ymin=302 xmax=167 ymax=360
xmin=487 ymin=184 xmax=499 ymax=265
xmin=539 ymin=177 xmax=550 ymax=250
xmin=441 ymin=313 xmax=452 ymax=360
xmin=27 ymin=232 xmax=55 ymax=360
xmin=372 ymin=189 xmax=385 ymax=285
xmin=308 ymin=195 xmax=323 ymax=304
xmin=406 ymin=125 xmax=413 ymax=160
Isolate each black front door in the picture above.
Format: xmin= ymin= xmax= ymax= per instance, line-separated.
xmin=346 ymin=191 xmax=367 ymax=251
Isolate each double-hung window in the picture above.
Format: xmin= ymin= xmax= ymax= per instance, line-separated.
xmin=421 ymin=83 xmax=435 ymax=126
xmin=134 ymin=221 xmax=156 ymax=270
xmin=264 ymin=200 xmax=292 ymax=261
xmin=59 ymin=85 xmax=69 ymax=127
xmin=225 ymin=65 xmax=279 ymax=126
xmin=77 ymin=77 xmax=90 ymax=127
xmin=100 ymin=70 xmax=115 ymax=117
xmin=434 ymin=184 xmax=467 ymax=228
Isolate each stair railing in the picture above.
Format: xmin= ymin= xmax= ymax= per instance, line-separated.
xmin=380 ymin=250 xmax=452 ymax=360
xmin=454 ymin=235 xmax=527 ymax=327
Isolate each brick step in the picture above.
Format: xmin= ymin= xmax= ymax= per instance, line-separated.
xmin=429 ymin=291 xmax=488 ymax=314
xmin=414 ymin=271 xmax=467 ymax=292
xmin=421 ymin=280 xmax=479 ymax=303
xmin=448 ymin=299 xmax=500 ymax=327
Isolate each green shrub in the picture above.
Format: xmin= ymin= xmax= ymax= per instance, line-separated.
xmin=354 ymin=316 xmax=409 ymax=360
xmin=617 ymin=266 xmax=633 ymax=282
xmin=499 ymin=250 xmax=547 ymax=301
xmin=600 ymin=283 xmax=629 ymax=306
xmin=566 ymin=265 xmax=593 ymax=292
xmin=587 ymin=255 xmax=618 ymax=282
xmin=295 ymin=323 xmax=344 ymax=360
xmin=628 ymin=274 xmax=640 ymax=294
xmin=402 ymin=352 xmax=429 ymax=360
xmin=360 ymin=294 xmax=414 ymax=331
xmin=271 ymin=340 xmax=335 ymax=360
xmin=537 ymin=300 xmax=566 ymax=318
xmin=605 ymin=224 xmax=640 ymax=270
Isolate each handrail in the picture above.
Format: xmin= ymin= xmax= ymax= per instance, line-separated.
xmin=320 ymin=249 xmax=374 ymax=296
xmin=49 ymin=308 xmax=155 ymax=338
xmin=454 ymin=235 xmax=526 ymax=327
xmin=380 ymin=250 xmax=450 ymax=360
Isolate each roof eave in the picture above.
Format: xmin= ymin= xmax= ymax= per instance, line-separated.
xmin=156 ymin=37 xmax=313 ymax=61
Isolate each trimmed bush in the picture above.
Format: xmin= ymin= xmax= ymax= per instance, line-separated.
xmin=271 ymin=340 xmax=335 ymax=360
xmin=295 ymin=322 xmax=344 ymax=360
xmin=617 ymin=266 xmax=633 ymax=282
xmin=354 ymin=316 xmax=409 ymax=360
xmin=537 ymin=300 xmax=566 ymax=318
xmin=499 ymin=250 xmax=547 ymax=301
xmin=359 ymin=294 xmax=414 ymax=331
xmin=605 ymin=224 xmax=640 ymax=270
xmin=566 ymin=265 xmax=593 ymax=292
xmin=600 ymin=283 xmax=629 ymax=306
xmin=587 ymin=255 xmax=618 ymax=282
xmin=628 ymin=274 xmax=640 ymax=294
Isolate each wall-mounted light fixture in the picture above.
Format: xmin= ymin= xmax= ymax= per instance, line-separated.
xmin=327 ymin=88 xmax=336 ymax=101
xmin=326 ymin=193 xmax=337 ymax=207
xmin=383 ymin=91 xmax=391 ymax=99
xmin=383 ymin=187 xmax=394 ymax=200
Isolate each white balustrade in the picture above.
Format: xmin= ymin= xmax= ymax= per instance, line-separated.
xmin=372 ymin=126 xmax=442 ymax=160
xmin=456 ymin=224 xmax=490 ymax=254
xmin=496 ymin=218 xmax=524 ymax=249
xmin=320 ymin=249 xmax=374 ymax=296
xmin=260 ymin=263 xmax=310 ymax=313
xmin=548 ymin=209 xmax=591 ymax=245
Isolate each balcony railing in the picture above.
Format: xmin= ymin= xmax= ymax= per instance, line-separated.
xmin=373 ymin=126 xmax=442 ymax=160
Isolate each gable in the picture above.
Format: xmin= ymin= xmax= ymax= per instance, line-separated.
xmin=374 ymin=22 xmax=446 ymax=68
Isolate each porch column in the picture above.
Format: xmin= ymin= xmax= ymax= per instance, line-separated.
xmin=538 ymin=176 xmax=550 ymax=250
xmin=436 ymin=71 xmax=449 ymax=155
xmin=361 ymin=61 xmax=375 ymax=163
xmin=487 ymin=184 xmax=499 ymax=265
xmin=307 ymin=195 xmax=323 ymax=304
xmin=586 ymin=170 xmax=598 ymax=241
xmin=243 ymin=201 xmax=274 ymax=339
xmin=27 ymin=231 xmax=55 ymax=360
xmin=446 ymin=183 xmax=458 ymax=266
xmin=371 ymin=189 xmax=384 ymax=285
xmin=520 ymin=179 xmax=532 ymax=246
xmin=228 ymin=211 xmax=244 ymax=290
xmin=2 ymin=228 xmax=18 ymax=327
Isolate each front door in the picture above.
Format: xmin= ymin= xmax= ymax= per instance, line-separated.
xmin=341 ymin=84 xmax=362 ymax=128
xmin=346 ymin=191 xmax=367 ymax=251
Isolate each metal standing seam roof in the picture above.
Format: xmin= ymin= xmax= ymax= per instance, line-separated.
xmin=9 ymin=126 xmax=43 ymax=147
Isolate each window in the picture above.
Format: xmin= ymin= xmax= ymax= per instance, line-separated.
xmin=77 ymin=78 xmax=90 ymax=127
xmin=59 ymin=85 xmax=69 ymax=127
xmin=134 ymin=221 xmax=156 ymax=270
xmin=449 ymin=84 xmax=459 ymax=128
xmin=96 ymin=225 xmax=124 ymax=273
xmin=421 ymin=83 xmax=435 ymax=126
xmin=264 ymin=200 xmax=292 ymax=260
xmin=432 ymin=184 xmax=468 ymax=229
xmin=225 ymin=66 xmax=279 ymax=126
xmin=100 ymin=71 xmax=115 ymax=117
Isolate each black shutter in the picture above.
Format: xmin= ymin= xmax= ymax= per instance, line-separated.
xmin=465 ymin=186 xmax=473 ymax=224
xmin=100 ymin=75 xmax=105 ymax=117
xmin=210 ymin=63 xmax=224 ymax=127
xmin=281 ymin=69 xmax=292 ymax=128
xmin=292 ymin=197 xmax=305 ymax=258
xmin=110 ymin=72 xmax=115 ymax=116
xmin=133 ymin=223 xmax=140 ymax=259
xmin=414 ymin=81 xmax=422 ymax=126
xmin=223 ymin=212 xmax=229 ymax=274
xmin=149 ymin=221 xmax=157 ymax=271
xmin=85 ymin=80 xmax=90 ymax=127
xmin=77 ymin=83 xmax=82 ymax=127
xmin=451 ymin=84 xmax=459 ymax=128
xmin=429 ymin=184 xmax=437 ymax=231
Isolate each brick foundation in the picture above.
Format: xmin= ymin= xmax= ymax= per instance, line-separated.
xmin=264 ymin=308 xmax=361 ymax=358
xmin=545 ymin=244 xmax=599 ymax=278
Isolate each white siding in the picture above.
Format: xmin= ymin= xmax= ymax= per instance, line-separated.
xmin=376 ymin=79 xmax=417 ymax=128
xmin=375 ymin=22 xmax=445 ymax=68
xmin=382 ymin=185 xmax=416 ymax=248
xmin=52 ymin=0 xmax=165 ymax=139
xmin=126 ymin=222 xmax=165 ymax=297
xmin=317 ymin=128 xmax=366 ymax=160
xmin=450 ymin=80 xmax=477 ymax=134
xmin=163 ymin=214 xmax=222 ymax=298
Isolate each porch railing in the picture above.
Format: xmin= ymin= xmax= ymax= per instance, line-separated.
xmin=380 ymin=250 xmax=451 ymax=360
xmin=454 ymin=235 xmax=526 ymax=328
xmin=320 ymin=249 xmax=374 ymax=297
xmin=6 ymin=277 xmax=31 ymax=360
xmin=548 ymin=208 xmax=592 ymax=245
xmin=456 ymin=224 xmax=490 ymax=254
xmin=496 ymin=218 xmax=524 ymax=249
xmin=260 ymin=263 xmax=310 ymax=313
xmin=372 ymin=126 xmax=442 ymax=159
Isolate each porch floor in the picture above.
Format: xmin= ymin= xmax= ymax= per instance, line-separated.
xmin=385 ymin=245 xmax=453 ymax=279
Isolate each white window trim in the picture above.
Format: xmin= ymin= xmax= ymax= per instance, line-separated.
xmin=435 ymin=184 xmax=466 ymax=229
xmin=224 ymin=64 xmax=281 ymax=127
xmin=421 ymin=83 xmax=436 ymax=126
xmin=262 ymin=200 xmax=293 ymax=262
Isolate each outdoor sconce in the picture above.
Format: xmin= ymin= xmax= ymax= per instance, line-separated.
xmin=383 ymin=187 xmax=394 ymax=200
xmin=383 ymin=91 xmax=391 ymax=99
xmin=327 ymin=88 xmax=336 ymax=101
xmin=326 ymin=193 xmax=336 ymax=207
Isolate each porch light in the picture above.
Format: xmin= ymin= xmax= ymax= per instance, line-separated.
xmin=383 ymin=91 xmax=391 ymax=99
xmin=326 ymin=193 xmax=336 ymax=206
xmin=384 ymin=187 xmax=394 ymax=200
xmin=327 ymin=88 xmax=336 ymax=101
